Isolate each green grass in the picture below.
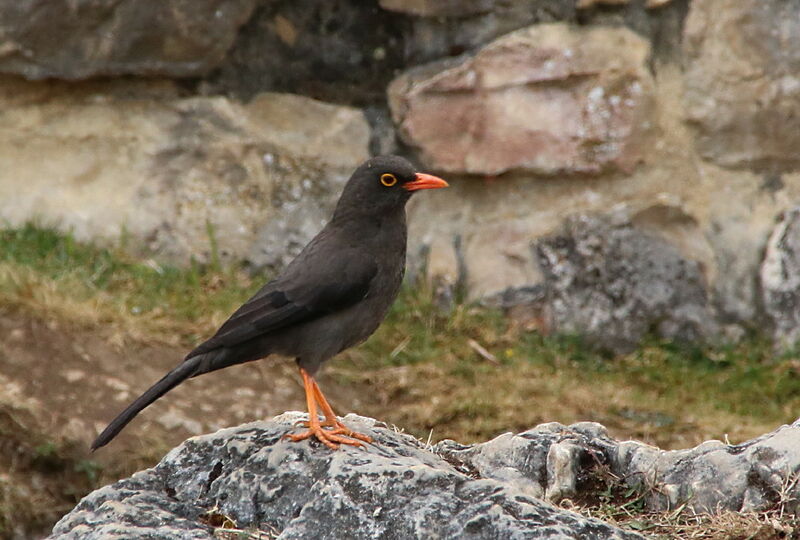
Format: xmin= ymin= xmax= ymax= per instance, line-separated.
xmin=1 ymin=222 xmax=799 ymax=447
xmin=0 ymin=224 xmax=262 ymax=341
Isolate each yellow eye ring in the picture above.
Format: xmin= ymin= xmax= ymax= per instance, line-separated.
xmin=380 ymin=173 xmax=397 ymax=187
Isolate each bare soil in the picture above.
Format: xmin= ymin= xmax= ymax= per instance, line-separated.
xmin=0 ymin=308 xmax=370 ymax=539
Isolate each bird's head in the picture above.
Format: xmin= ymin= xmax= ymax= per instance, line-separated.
xmin=334 ymin=155 xmax=448 ymax=218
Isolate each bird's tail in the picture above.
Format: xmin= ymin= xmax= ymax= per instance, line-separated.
xmin=91 ymin=356 xmax=202 ymax=451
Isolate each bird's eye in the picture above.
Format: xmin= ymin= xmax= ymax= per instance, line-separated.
xmin=380 ymin=173 xmax=397 ymax=187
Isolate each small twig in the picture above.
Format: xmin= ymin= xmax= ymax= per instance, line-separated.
xmin=390 ymin=336 xmax=412 ymax=358
xmin=467 ymin=339 xmax=500 ymax=365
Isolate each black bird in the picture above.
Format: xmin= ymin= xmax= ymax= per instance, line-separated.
xmin=92 ymin=156 xmax=448 ymax=450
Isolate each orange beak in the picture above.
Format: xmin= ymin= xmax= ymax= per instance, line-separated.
xmin=404 ymin=172 xmax=449 ymax=192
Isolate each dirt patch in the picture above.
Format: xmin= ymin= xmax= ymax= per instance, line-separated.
xmin=0 ymin=307 xmax=369 ymax=539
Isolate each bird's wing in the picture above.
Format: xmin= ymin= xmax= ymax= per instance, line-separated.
xmin=187 ymin=247 xmax=377 ymax=357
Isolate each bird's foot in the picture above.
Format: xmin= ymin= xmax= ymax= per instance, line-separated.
xmin=285 ymin=424 xmax=368 ymax=450
xmin=295 ymin=417 xmax=373 ymax=444
xmin=322 ymin=420 xmax=373 ymax=443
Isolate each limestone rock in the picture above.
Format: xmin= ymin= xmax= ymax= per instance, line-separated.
xmin=388 ymin=23 xmax=655 ymax=176
xmin=683 ymin=0 xmax=800 ymax=170
xmin=50 ymin=413 xmax=643 ymax=540
xmin=0 ymin=0 xmax=256 ymax=79
xmin=0 ymin=78 xmax=369 ymax=268
xmin=761 ymin=208 xmax=800 ymax=348
xmin=536 ymin=214 xmax=717 ymax=353
xmin=437 ymin=418 xmax=800 ymax=514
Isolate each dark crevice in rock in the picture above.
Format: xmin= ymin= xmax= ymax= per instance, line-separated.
xmin=203 ymin=461 xmax=224 ymax=496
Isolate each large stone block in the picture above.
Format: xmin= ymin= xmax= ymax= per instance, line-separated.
xmin=683 ymin=0 xmax=800 ymax=170
xmin=388 ymin=23 xmax=655 ymax=176
xmin=0 ymin=0 xmax=256 ymax=79
xmin=0 ymin=78 xmax=370 ymax=267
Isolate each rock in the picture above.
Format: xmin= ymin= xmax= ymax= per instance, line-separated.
xmin=204 ymin=0 xmax=407 ymax=104
xmin=379 ymin=0 xmax=494 ymax=17
xmin=683 ymin=0 xmax=800 ymax=171
xmin=536 ymin=213 xmax=717 ymax=353
xmin=50 ymin=413 xmax=643 ymax=540
xmin=0 ymin=78 xmax=369 ymax=267
xmin=437 ymin=417 xmax=800 ymax=514
xmin=761 ymin=208 xmax=800 ymax=348
xmin=245 ymin=93 xmax=371 ymax=169
xmin=577 ymin=0 xmax=630 ymax=8
xmin=424 ymin=235 xmax=461 ymax=309
xmin=388 ymin=23 xmax=655 ymax=176
xmin=463 ymin=220 xmax=545 ymax=299
xmin=0 ymin=0 xmax=256 ymax=79
xmin=393 ymin=1 xmax=577 ymax=68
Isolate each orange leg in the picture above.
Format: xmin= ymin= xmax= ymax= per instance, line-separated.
xmin=285 ymin=367 xmax=371 ymax=449
xmin=310 ymin=378 xmax=372 ymax=443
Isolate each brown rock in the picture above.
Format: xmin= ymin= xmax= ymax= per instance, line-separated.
xmin=388 ymin=24 xmax=655 ymax=176
xmin=683 ymin=0 xmax=800 ymax=170
xmin=0 ymin=0 xmax=256 ymax=79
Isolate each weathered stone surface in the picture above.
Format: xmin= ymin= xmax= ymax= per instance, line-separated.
xmin=389 ymin=24 xmax=655 ymax=176
xmin=0 ymin=1 xmax=256 ymax=79
xmin=437 ymin=417 xmax=800 ymax=514
xmin=683 ymin=0 xmax=800 ymax=170
xmin=246 ymin=93 xmax=371 ymax=169
xmin=761 ymin=208 xmax=800 ymax=348
xmin=379 ymin=0 xmax=495 ymax=17
xmin=577 ymin=0 xmax=630 ymax=9
xmin=50 ymin=413 xmax=643 ymax=540
xmin=204 ymin=0 xmax=407 ymax=104
xmin=536 ymin=213 xmax=717 ymax=353
xmin=0 ymin=78 xmax=369 ymax=268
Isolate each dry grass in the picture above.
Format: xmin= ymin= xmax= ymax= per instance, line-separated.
xmin=2 ymin=224 xmax=800 ymax=539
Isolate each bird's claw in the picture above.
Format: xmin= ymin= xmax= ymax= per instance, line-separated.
xmin=292 ymin=418 xmax=373 ymax=444
xmin=284 ymin=425 xmax=370 ymax=450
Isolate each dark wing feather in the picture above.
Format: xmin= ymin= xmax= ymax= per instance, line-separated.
xmin=187 ymin=248 xmax=377 ymax=357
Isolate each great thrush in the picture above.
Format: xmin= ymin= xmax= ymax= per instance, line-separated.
xmin=92 ymin=155 xmax=448 ymax=450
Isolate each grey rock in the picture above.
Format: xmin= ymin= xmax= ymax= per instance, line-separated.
xmin=0 ymin=0 xmax=256 ymax=79
xmin=536 ymin=214 xmax=717 ymax=353
xmin=379 ymin=0 xmax=496 ymax=17
xmin=389 ymin=0 xmax=575 ymax=66
xmin=50 ymin=413 xmax=642 ymax=540
xmin=761 ymin=207 xmax=800 ymax=349
xmin=381 ymin=0 xmax=686 ymax=77
xmin=204 ymin=0 xmax=408 ymax=104
xmin=436 ymin=418 xmax=800 ymax=514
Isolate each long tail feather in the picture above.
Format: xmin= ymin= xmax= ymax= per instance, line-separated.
xmin=91 ymin=357 xmax=201 ymax=450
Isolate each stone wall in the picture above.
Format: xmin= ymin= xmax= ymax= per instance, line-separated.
xmin=1 ymin=0 xmax=799 ymax=350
